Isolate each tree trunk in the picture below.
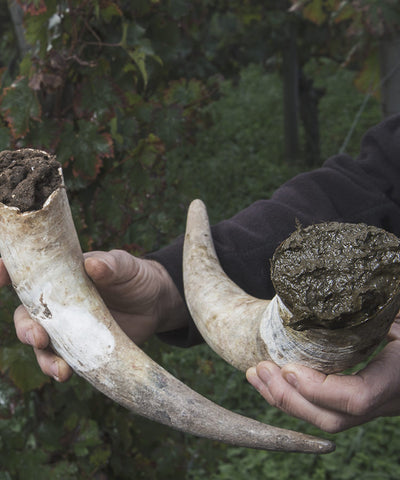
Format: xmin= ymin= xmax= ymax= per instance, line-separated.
xmin=7 ymin=0 xmax=29 ymax=57
xmin=282 ymin=21 xmax=299 ymax=163
xmin=299 ymin=71 xmax=325 ymax=167
xmin=380 ymin=36 xmax=400 ymax=117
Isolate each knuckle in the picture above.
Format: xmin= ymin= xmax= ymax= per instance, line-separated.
xmin=14 ymin=319 xmax=31 ymax=344
xmin=345 ymin=391 xmax=372 ymax=416
xmin=320 ymin=416 xmax=347 ymax=434
xmin=270 ymin=387 xmax=292 ymax=411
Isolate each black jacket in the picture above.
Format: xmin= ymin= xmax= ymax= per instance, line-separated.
xmin=150 ymin=114 xmax=400 ymax=346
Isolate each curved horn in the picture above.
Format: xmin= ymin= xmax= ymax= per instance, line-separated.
xmin=183 ymin=199 xmax=270 ymax=371
xmin=0 ymin=150 xmax=334 ymax=454
xmin=183 ymin=199 xmax=400 ymax=374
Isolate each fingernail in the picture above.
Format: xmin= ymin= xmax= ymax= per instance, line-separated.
xmin=51 ymin=361 xmax=60 ymax=381
xmin=257 ymin=365 xmax=272 ymax=385
xmin=284 ymin=371 xmax=298 ymax=389
xmin=246 ymin=367 xmax=264 ymax=391
xmin=25 ymin=329 xmax=34 ymax=346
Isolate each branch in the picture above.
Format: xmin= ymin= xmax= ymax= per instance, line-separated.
xmin=7 ymin=0 xmax=30 ymax=57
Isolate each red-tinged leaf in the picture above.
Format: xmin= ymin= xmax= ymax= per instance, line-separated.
xmin=0 ymin=77 xmax=41 ymax=139
xmin=133 ymin=133 xmax=165 ymax=169
xmin=29 ymin=72 xmax=64 ymax=92
xmin=58 ymin=120 xmax=114 ymax=180
xmin=0 ymin=343 xmax=49 ymax=392
xmin=16 ymin=0 xmax=47 ymax=16
xmin=303 ymin=0 xmax=327 ymax=25
xmin=100 ymin=1 xmax=123 ymax=22
xmin=354 ymin=50 xmax=381 ymax=98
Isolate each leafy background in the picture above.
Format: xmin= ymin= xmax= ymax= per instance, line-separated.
xmin=0 ymin=0 xmax=399 ymax=478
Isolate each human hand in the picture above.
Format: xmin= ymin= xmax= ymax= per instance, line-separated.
xmin=1 ymin=250 xmax=187 ymax=382
xmin=246 ymin=316 xmax=400 ymax=433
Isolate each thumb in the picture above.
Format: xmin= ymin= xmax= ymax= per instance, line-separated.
xmin=84 ymin=249 xmax=140 ymax=287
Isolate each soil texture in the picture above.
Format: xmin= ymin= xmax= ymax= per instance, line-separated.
xmin=0 ymin=149 xmax=61 ymax=212
xmin=271 ymin=222 xmax=400 ymax=330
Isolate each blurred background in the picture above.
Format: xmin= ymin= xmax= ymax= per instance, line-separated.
xmin=0 ymin=1 xmax=399 ymax=478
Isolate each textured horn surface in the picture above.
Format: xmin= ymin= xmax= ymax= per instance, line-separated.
xmin=183 ymin=199 xmax=270 ymax=372
xmin=259 ymin=292 xmax=400 ymax=373
xmin=0 ymin=152 xmax=335 ymax=454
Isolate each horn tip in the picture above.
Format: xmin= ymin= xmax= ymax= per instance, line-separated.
xmin=313 ymin=438 xmax=336 ymax=454
xmin=188 ymin=198 xmax=206 ymax=213
xmin=271 ymin=430 xmax=336 ymax=454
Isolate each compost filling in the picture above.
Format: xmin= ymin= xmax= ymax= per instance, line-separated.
xmin=0 ymin=149 xmax=61 ymax=212
xmin=271 ymin=222 xmax=400 ymax=330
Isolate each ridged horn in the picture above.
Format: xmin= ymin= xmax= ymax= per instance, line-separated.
xmin=0 ymin=149 xmax=335 ymax=454
xmin=183 ymin=199 xmax=400 ymax=374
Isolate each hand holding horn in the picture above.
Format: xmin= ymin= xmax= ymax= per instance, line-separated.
xmin=0 ymin=149 xmax=334 ymax=454
xmin=183 ymin=199 xmax=400 ymax=374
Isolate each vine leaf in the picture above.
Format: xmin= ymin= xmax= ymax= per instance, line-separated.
xmin=354 ymin=51 xmax=381 ymax=98
xmin=128 ymin=47 xmax=149 ymax=87
xmin=0 ymin=77 xmax=41 ymax=139
xmin=57 ymin=120 xmax=114 ymax=180
xmin=0 ymin=343 xmax=49 ymax=392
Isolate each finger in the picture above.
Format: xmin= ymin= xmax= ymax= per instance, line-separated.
xmin=34 ymin=347 xmax=73 ymax=382
xmin=84 ymin=251 xmax=116 ymax=284
xmin=247 ymin=362 xmax=369 ymax=433
xmin=0 ymin=259 xmax=10 ymax=286
xmin=388 ymin=315 xmax=400 ymax=340
xmin=14 ymin=305 xmax=73 ymax=382
xmin=281 ymin=340 xmax=400 ymax=418
xmin=14 ymin=304 xmax=49 ymax=349
xmin=84 ymin=250 xmax=139 ymax=287
xmin=281 ymin=364 xmax=361 ymax=414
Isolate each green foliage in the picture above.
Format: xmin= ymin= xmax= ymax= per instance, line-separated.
xmin=0 ymin=344 xmax=49 ymax=392
xmin=1 ymin=76 xmax=41 ymax=137
xmin=158 ymin=342 xmax=400 ymax=480
xmin=308 ymin=58 xmax=381 ymax=159
xmin=293 ymin=0 xmax=400 ymax=37
xmin=293 ymin=0 xmax=400 ymax=95
xmin=164 ymin=61 xmax=381 ymax=226
xmin=164 ymin=65 xmax=300 ymax=225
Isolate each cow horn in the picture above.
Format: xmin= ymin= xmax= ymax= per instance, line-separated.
xmin=0 ymin=149 xmax=335 ymax=454
xmin=183 ymin=199 xmax=400 ymax=374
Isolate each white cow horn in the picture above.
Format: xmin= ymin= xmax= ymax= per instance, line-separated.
xmin=0 ymin=149 xmax=335 ymax=454
xmin=183 ymin=199 xmax=400 ymax=374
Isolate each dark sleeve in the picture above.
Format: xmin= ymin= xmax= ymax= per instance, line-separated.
xmin=150 ymin=114 xmax=400 ymax=347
